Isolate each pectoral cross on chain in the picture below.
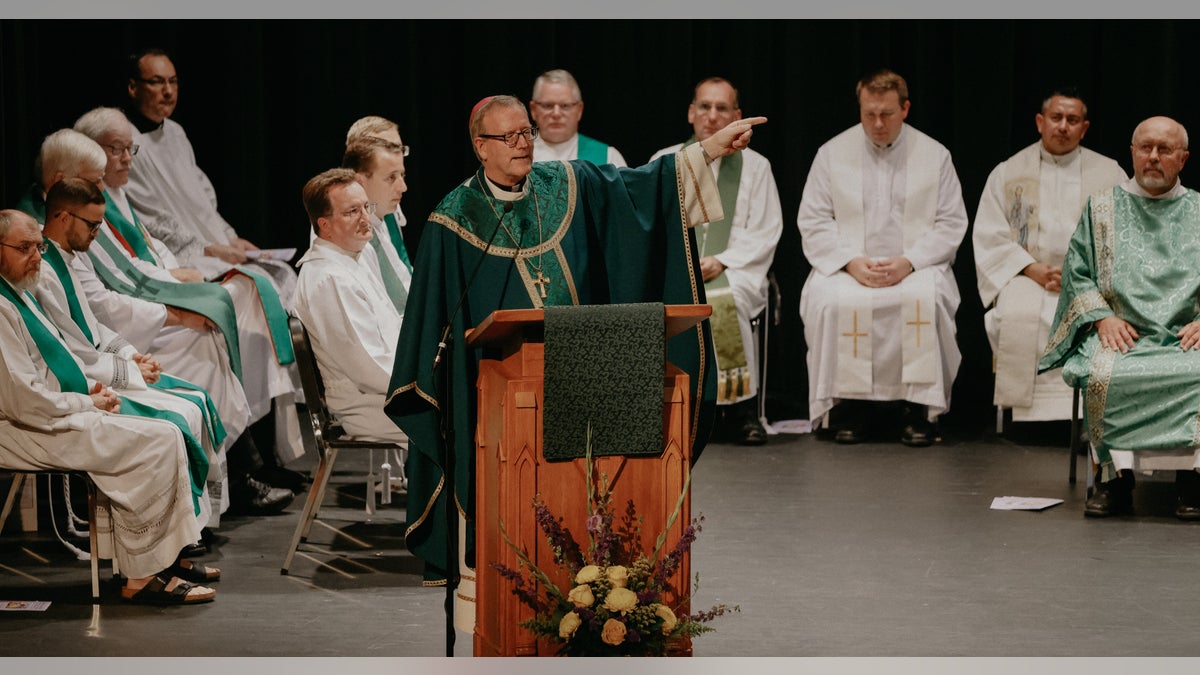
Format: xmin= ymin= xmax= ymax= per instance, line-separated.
xmin=533 ymin=270 xmax=551 ymax=299
xmin=842 ymin=310 xmax=867 ymax=358
xmin=906 ymin=300 xmax=931 ymax=348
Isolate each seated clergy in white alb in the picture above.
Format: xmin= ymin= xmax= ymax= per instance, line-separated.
xmin=295 ymin=169 xmax=406 ymax=444
xmin=71 ymin=107 xmax=304 ymax=468
xmin=32 ymin=182 xmax=230 ymax=526
xmin=0 ymin=209 xmax=217 ymax=605
xmin=973 ymin=90 xmax=1126 ymax=423
xmin=797 ymin=69 xmax=968 ymax=447
xmin=341 ymin=135 xmax=412 ymax=317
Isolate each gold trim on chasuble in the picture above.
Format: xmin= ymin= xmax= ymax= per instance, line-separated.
xmin=1084 ymin=189 xmax=1118 ymax=451
xmin=428 ymin=168 xmax=579 ymax=308
xmin=676 ymin=151 xmax=708 ymax=450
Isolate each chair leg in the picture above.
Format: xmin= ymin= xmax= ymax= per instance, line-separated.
xmin=365 ymin=449 xmax=376 ymax=516
xmin=1069 ymin=386 xmax=1081 ymax=485
xmin=85 ymin=478 xmax=100 ymax=602
xmin=1 ymin=473 xmax=26 ymax=534
xmin=282 ymin=446 xmax=338 ymax=575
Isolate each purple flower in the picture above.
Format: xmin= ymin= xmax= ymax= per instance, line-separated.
xmin=586 ymin=513 xmax=603 ymax=532
xmin=626 ymin=628 xmax=642 ymax=643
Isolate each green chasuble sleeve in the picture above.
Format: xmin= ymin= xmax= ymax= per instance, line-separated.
xmin=384 ymin=155 xmax=716 ymax=584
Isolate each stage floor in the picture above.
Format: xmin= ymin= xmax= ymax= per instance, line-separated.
xmin=2 ymin=422 xmax=1197 ymax=657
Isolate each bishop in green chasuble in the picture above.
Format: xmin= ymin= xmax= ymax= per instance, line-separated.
xmin=385 ymin=95 xmax=764 ymax=583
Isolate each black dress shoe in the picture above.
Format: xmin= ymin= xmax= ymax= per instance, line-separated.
xmin=179 ymin=542 xmax=208 ymax=558
xmin=1085 ymin=473 xmax=1134 ymax=517
xmin=230 ymin=476 xmax=295 ymax=516
xmin=902 ymin=420 xmax=936 ymax=446
xmin=835 ymin=428 xmax=863 ymax=444
xmin=255 ymin=466 xmax=311 ymax=494
xmin=1175 ymin=470 xmax=1200 ymax=520
xmin=738 ymin=418 xmax=768 ymax=446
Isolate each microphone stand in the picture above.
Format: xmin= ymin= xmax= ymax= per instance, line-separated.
xmin=433 ymin=199 xmax=511 ymax=657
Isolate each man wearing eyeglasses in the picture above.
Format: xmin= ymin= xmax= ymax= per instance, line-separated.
xmin=973 ymin=90 xmax=1126 ymax=433
xmin=295 ymin=169 xmax=406 ymax=446
xmin=385 ymin=93 xmax=764 ymax=616
xmin=17 ymin=129 xmax=297 ymax=517
xmin=1041 ymin=116 xmax=1200 ymax=520
xmin=650 ymin=77 xmax=783 ymax=447
xmin=0 ymin=212 xmax=217 ymax=606
xmin=120 ymin=47 xmax=298 ymax=309
xmin=529 ymin=69 xmax=627 ymax=167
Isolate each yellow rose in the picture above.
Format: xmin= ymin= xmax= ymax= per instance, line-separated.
xmin=566 ymin=584 xmax=595 ymax=608
xmin=575 ymin=565 xmax=602 ymax=584
xmin=654 ymin=603 xmax=678 ymax=634
xmin=601 ymin=618 xmax=627 ymax=646
xmin=558 ymin=611 xmax=582 ymax=639
xmin=606 ymin=565 xmax=629 ymax=588
xmin=602 ymin=587 xmax=638 ymax=614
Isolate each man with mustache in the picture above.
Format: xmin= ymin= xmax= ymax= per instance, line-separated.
xmin=974 ymin=90 xmax=1126 ymax=430
xmin=1041 ymin=116 xmax=1200 ymax=520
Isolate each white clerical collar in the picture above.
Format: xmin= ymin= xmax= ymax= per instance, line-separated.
xmin=540 ymin=134 xmax=577 ymax=152
xmin=1121 ymin=176 xmax=1188 ymax=200
xmin=482 ymin=173 xmax=528 ymax=202
xmin=867 ymin=124 xmax=906 ymax=152
xmin=1040 ymin=145 xmax=1081 ymax=167
xmin=314 ymin=235 xmax=363 ymax=261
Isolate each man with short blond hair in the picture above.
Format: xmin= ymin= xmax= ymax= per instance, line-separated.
xmin=974 ymin=90 xmax=1126 ymax=425
xmin=798 ymin=69 xmax=968 ymax=447
xmin=1041 ymin=115 xmax=1200 ymax=519
xmin=341 ymin=135 xmax=413 ymax=315
xmin=530 ymin=69 xmax=626 ymax=166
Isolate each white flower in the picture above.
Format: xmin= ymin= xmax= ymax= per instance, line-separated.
xmin=559 ymin=611 xmax=582 ymax=639
xmin=606 ymin=565 xmax=629 ymax=588
xmin=575 ymin=565 xmax=602 ymax=584
xmin=603 ymin=587 xmax=638 ymax=614
xmin=567 ymin=584 xmax=595 ymax=608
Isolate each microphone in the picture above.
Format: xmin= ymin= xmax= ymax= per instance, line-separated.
xmin=432 ymin=201 xmax=513 ymax=370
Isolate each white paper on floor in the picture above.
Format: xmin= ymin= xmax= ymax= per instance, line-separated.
xmin=990 ymin=496 xmax=1064 ymax=511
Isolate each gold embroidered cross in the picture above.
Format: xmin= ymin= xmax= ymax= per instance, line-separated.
xmin=533 ymin=271 xmax=551 ymax=299
xmin=842 ymin=310 xmax=867 ymax=358
xmin=906 ymin=300 xmax=931 ymax=348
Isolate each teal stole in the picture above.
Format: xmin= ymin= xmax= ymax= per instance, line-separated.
xmin=383 ymin=213 xmax=413 ymax=273
xmin=103 ymin=195 xmax=160 ymax=266
xmin=41 ymin=240 xmax=226 ymax=449
xmin=0 ymin=278 xmax=206 ymax=515
xmin=87 ymin=225 xmax=244 ymax=379
xmin=225 ymin=265 xmax=295 ymax=366
xmin=682 ymin=138 xmax=749 ymax=403
xmin=576 ymin=133 xmax=609 ymax=165
xmin=370 ymin=217 xmax=409 ymax=315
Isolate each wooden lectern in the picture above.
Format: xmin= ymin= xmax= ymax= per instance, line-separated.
xmin=469 ymin=304 xmax=710 ymax=657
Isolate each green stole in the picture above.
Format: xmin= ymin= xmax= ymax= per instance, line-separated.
xmin=383 ymin=213 xmax=413 ymax=273
xmin=0 ymin=278 xmax=206 ymax=514
xmin=225 ymin=265 xmax=296 ymax=366
xmin=370 ymin=218 xmax=408 ymax=315
xmin=41 ymin=240 xmax=226 ymax=448
xmin=87 ymin=224 xmax=244 ymax=379
xmin=683 ymin=138 xmax=749 ymax=403
xmin=576 ymin=133 xmax=609 ymax=165
xmin=103 ymin=195 xmax=160 ymax=266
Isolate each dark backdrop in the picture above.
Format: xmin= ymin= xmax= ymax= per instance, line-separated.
xmin=2 ymin=19 xmax=1196 ymax=432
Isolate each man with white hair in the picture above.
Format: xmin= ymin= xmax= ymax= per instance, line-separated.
xmin=529 ymin=69 xmax=627 ymax=166
xmin=16 ymin=128 xmax=295 ymax=515
xmin=0 ymin=208 xmax=217 ymax=604
xmin=1041 ymin=115 xmax=1200 ymax=520
xmin=72 ymin=106 xmax=308 ymax=495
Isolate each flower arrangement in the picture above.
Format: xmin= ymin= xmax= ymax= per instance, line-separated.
xmin=492 ymin=438 xmax=738 ymax=656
